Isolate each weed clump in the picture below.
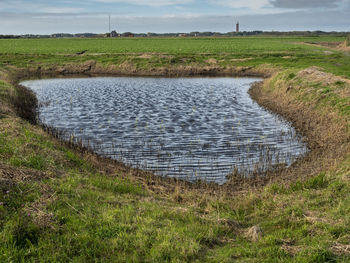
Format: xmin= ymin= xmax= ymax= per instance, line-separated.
xmin=288 ymin=72 xmax=296 ymax=80
xmin=11 ymin=85 xmax=38 ymax=124
xmin=10 ymin=215 xmax=41 ymax=248
xmin=346 ymin=36 xmax=350 ymax=47
xmin=10 ymin=155 xmax=48 ymax=170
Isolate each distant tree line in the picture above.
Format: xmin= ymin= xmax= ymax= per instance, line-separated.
xmin=0 ymin=31 xmax=349 ymax=39
xmin=0 ymin=35 xmax=21 ymax=39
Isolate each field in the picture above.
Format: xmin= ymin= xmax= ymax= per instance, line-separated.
xmin=1 ymin=36 xmax=350 ymax=262
xmin=0 ymin=36 xmax=350 ymax=76
xmin=0 ymin=36 xmax=343 ymax=54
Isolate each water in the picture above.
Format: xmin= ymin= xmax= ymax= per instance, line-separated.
xmin=22 ymin=77 xmax=308 ymax=184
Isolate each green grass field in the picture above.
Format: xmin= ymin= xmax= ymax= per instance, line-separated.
xmin=1 ymin=36 xmax=349 ymax=77
xmin=1 ymin=36 xmax=350 ymax=262
xmin=0 ymin=36 xmax=343 ymax=54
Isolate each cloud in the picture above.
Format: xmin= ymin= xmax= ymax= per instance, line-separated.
xmin=0 ymin=0 xmax=87 ymax=13
xmin=40 ymin=7 xmax=86 ymax=13
xmin=1 ymin=10 xmax=349 ymax=35
xmin=95 ymin=0 xmax=193 ymax=7
xmin=269 ymin=0 xmax=343 ymax=9
xmin=208 ymin=0 xmax=270 ymax=10
xmin=0 ymin=0 xmax=349 ymax=34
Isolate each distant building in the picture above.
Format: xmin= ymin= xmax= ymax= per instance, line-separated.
xmin=236 ymin=21 xmax=239 ymax=33
xmin=122 ymin=32 xmax=135 ymax=37
xmin=51 ymin=33 xmax=73 ymax=38
xmin=111 ymin=30 xmax=118 ymax=37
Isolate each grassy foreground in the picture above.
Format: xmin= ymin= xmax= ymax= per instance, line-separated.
xmin=1 ymin=36 xmax=350 ymax=262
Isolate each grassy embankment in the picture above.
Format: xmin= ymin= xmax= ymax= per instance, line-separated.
xmin=1 ymin=36 xmax=350 ymax=262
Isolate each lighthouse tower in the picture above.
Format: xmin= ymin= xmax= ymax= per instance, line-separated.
xmin=236 ymin=21 xmax=240 ymax=33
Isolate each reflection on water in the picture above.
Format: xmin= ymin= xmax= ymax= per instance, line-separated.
xmin=22 ymin=77 xmax=308 ymax=184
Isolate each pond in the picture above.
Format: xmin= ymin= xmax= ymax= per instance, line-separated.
xmin=22 ymin=77 xmax=308 ymax=184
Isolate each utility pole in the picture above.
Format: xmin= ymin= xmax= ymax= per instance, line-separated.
xmin=109 ymin=15 xmax=111 ymax=34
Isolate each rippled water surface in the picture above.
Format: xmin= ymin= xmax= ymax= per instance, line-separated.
xmin=22 ymin=77 xmax=308 ymax=184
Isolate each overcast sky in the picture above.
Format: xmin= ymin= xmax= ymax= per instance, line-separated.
xmin=0 ymin=0 xmax=349 ymax=34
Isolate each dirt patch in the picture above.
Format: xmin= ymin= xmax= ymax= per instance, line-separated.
xmin=332 ymin=242 xmax=350 ymax=255
xmin=25 ymin=184 xmax=57 ymax=229
xmin=0 ymin=161 xmax=48 ymax=190
xmin=337 ymin=42 xmax=350 ymax=52
xmin=303 ymin=211 xmax=330 ymax=224
xmin=297 ymin=67 xmax=350 ymax=98
xmin=138 ymin=54 xmax=154 ymax=59
xmin=231 ymin=58 xmax=253 ymax=62
xmin=281 ymin=240 xmax=303 ymax=256
xmin=57 ymin=60 xmax=97 ymax=74
xmin=206 ymin=58 xmax=218 ymax=64
xmin=297 ymin=67 xmax=350 ymax=86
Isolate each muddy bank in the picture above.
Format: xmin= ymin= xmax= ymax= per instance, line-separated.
xmin=2 ymin=63 xmax=349 ymax=193
xmin=8 ymin=60 xmax=273 ymax=80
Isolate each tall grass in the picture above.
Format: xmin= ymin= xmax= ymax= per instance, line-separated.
xmin=346 ymin=35 xmax=350 ymax=46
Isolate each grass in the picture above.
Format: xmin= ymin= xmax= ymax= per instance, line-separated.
xmin=0 ymin=36 xmax=343 ymax=54
xmin=1 ymin=36 xmax=350 ymax=262
xmin=0 ymin=36 xmax=349 ymax=78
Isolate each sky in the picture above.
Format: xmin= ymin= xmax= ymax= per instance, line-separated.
xmin=0 ymin=0 xmax=349 ymax=34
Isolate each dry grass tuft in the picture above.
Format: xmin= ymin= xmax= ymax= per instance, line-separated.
xmin=245 ymin=225 xmax=263 ymax=242
xmin=0 ymin=161 xmax=48 ymax=187
xmin=281 ymin=240 xmax=303 ymax=256
xmin=332 ymin=242 xmax=350 ymax=255
xmin=25 ymin=184 xmax=57 ymax=230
